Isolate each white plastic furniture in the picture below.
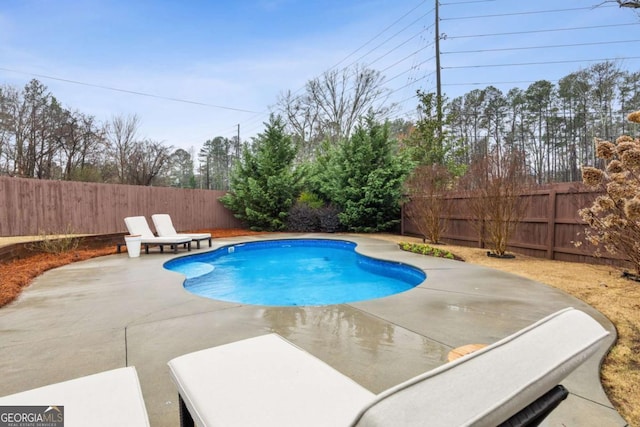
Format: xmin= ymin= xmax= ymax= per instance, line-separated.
xmin=124 ymin=216 xmax=192 ymax=254
xmin=168 ymin=308 xmax=609 ymax=427
xmin=151 ymin=214 xmax=212 ymax=249
xmin=0 ymin=367 xmax=150 ymax=427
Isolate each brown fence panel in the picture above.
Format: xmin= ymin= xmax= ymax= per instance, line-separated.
xmin=0 ymin=176 xmax=241 ymax=236
xmin=402 ymin=182 xmax=630 ymax=268
xmin=1 ymin=177 xmax=630 ymax=267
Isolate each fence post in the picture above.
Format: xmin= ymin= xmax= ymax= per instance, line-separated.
xmin=546 ymin=190 xmax=557 ymax=260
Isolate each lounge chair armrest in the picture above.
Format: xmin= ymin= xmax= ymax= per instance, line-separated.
xmin=498 ymin=385 xmax=569 ymax=427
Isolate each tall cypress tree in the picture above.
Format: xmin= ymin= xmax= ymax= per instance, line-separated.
xmin=316 ymin=117 xmax=414 ymax=232
xmin=219 ymin=115 xmax=301 ymax=231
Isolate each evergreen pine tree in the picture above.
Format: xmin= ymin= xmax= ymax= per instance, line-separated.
xmin=316 ymin=117 xmax=414 ymax=232
xmin=219 ymin=115 xmax=301 ymax=230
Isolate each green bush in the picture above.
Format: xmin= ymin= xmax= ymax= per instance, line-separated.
xmin=312 ymin=118 xmax=414 ymax=232
xmin=298 ymin=191 xmax=324 ymax=209
xmin=286 ymin=203 xmax=319 ymax=232
xmin=220 ymin=115 xmax=302 ymax=231
xmin=398 ymin=241 xmax=460 ymax=261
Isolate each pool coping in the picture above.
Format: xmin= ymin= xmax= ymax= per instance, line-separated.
xmin=167 ymin=237 xmax=426 ymax=306
xmin=0 ymin=233 xmax=628 ymax=426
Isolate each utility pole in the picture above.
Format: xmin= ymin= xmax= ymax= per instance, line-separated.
xmin=236 ymin=124 xmax=241 ymax=158
xmin=206 ymin=156 xmax=210 ymax=190
xmin=435 ymin=0 xmax=442 ymax=107
xmin=434 ymin=0 xmax=443 ymax=147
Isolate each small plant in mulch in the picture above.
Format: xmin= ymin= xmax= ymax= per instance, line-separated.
xmin=27 ymin=226 xmax=82 ymax=255
xmin=0 ymin=247 xmax=117 ymax=308
xmin=622 ymin=271 xmax=640 ymax=282
xmin=0 ymin=228 xmax=261 ymax=308
xmin=398 ymin=242 xmax=464 ymax=261
xmin=486 ymin=251 xmax=516 ymax=259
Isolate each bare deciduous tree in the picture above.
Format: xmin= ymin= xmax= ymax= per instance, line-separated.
xmin=106 ymin=114 xmax=140 ymax=183
xmin=462 ymin=149 xmax=532 ymax=256
xmin=1 ymin=80 xmax=58 ymax=178
xmin=128 ymin=139 xmax=173 ymax=186
xmin=52 ymin=109 xmax=105 ymax=181
xmin=275 ymin=65 xmax=393 ymax=161
xmin=404 ymin=164 xmax=454 ymax=244
xmin=307 ymin=66 xmax=391 ymax=142
xmin=0 ymin=86 xmax=13 ymax=174
xmin=104 ymin=114 xmax=172 ymax=185
xmin=596 ymin=1 xmax=640 ymax=9
xmin=277 ymin=90 xmax=323 ymax=162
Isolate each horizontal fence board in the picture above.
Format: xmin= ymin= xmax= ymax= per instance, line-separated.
xmin=1 ymin=177 xmax=630 ymax=269
xmin=0 ymin=176 xmax=242 ymax=236
xmin=402 ymin=182 xmax=630 ymax=268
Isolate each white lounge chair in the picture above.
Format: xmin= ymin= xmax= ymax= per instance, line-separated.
xmin=168 ymin=308 xmax=609 ymax=427
xmin=0 ymin=367 xmax=150 ymax=427
xmin=151 ymin=214 xmax=212 ymax=249
xmin=124 ymin=216 xmax=191 ymax=254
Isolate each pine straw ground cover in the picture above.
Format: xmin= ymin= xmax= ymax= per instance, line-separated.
xmin=0 ymin=231 xmax=637 ymax=425
xmin=0 ymin=229 xmax=263 ymax=307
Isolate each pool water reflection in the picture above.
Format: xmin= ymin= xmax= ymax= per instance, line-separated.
xmin=164 ymin=239 xmax=426 ymax=306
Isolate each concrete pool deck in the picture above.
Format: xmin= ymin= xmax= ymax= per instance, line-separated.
xmin=0 ymin=233 xmax=628 ymax=426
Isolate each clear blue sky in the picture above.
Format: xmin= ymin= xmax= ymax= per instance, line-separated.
xmin=1 ymin=0 xmax=638 ymax=154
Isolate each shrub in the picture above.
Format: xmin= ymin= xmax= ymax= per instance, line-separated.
xmin=28 ymin=227 xmax=82 ymax=255
xmin=461 ymin=150 xmax=532 ymax=256
xmin=398 ymin=242 xmax=460 ymax=260
xmin=286 ymin=203 xmax=319 ymax=232
xmin=579 ymin=110 xmax=640 ymax=275
xmin=317 ymin=205 xmax=342 ymax=233
xmin=404 ymin=164 xmax=454 ymax=244
xmin=298 ymin=191 xmax=324 ymax=209
xmin=312 ymin=118 xmax=415 ymax=232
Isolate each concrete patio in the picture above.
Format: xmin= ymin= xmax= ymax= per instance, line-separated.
xmin=0 ymin=233 xmax=628 ymax=426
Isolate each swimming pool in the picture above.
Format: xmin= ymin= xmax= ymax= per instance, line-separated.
xmin=164 ymin=239 xmax=426 ymax=306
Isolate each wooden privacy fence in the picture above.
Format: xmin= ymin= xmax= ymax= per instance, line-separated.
xmin=0 ymin=176 xmax=241 ymax=237
xmin=0 ymin=176 xmax=626 ymax=267
xmin=402 ymin=182 xmax=628 ymax=268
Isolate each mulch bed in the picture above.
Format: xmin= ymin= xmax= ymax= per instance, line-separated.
xmin=0 ymin=229 xmax=262 ymax=308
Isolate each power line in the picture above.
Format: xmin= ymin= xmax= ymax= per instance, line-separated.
xmin=0 ymin=66 xmax=259 ymax=114
xmin=384 ymin=55 xmax=436 ymax=83
xmin=443 ymin=79 xmax=559 ymax=87
xmin=229 ymin=0 xmax=434 ymax=139
xmin=366 ymin=28 xmax=434 ymax=68
xmin=343 ymin=11 xmax=434 ymax=70
xmin=441 ymin=5 xmax=615 ymax=21
xmin=441 ymin=0 xmax=498 ymax=4
xmin=387 ymin=70 xmax=436 ymax=95
xmin=442 ymin=22 xmax=640 ymax=39
xmin=326 ymin=0 xmax=429 ymax=72
xmin=442 ymin=57 xmax=640 ymax=69
xmin=233 ymin=2 xmax=638 ymax=143
xmin=442 ymin=39 xmax=640 ymax=54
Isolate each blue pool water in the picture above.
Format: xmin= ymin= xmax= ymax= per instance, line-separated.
xmin=164 ymin=239 xmax=426 ymax=306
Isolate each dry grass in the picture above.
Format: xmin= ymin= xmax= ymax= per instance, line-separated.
xmin=378 ymin=233 xmax=639 ymax=427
